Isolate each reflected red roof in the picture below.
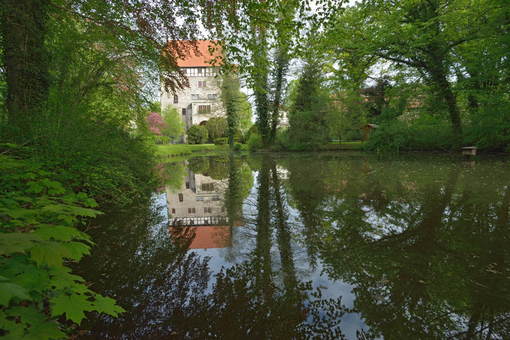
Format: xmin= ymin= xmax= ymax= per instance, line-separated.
xmin=176 ymin=40 xmax=223 ymax=67
xmin=168 ymin=225 xmax=231 ymax=250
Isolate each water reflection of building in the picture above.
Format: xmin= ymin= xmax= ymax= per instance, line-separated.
xmin=167 ymin=168 xmax=231 ymax=250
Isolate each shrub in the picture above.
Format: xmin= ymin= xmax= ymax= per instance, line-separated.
xmin=187 ymin=125 xmax=208 ymax=144
xmin=365 ymin=115 xmax=453 ymax=152
xmin=214 ymin=137 xmax=228 ymax=145
xmin=234 ymin=129 xmax=244 ymax=143
xmin=205 ymin=118 xmax=227 ymax=142
xmin=274 ymin=128 xmax=291 ymax=151
xmin=0 ymin=153 xmax=125 ymax=339
xmin=247 ymin=133 xmax=263 ymax=151
xmin=234 ymin=143 xmax=242 ymax=151
xmin=245 ymin=125 xmax=258 ymax=142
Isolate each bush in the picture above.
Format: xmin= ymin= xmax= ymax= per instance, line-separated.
xmin=234 ymin=143 xmax=242 ymax=151
xmin=245 ymin=125 xmax=258 ymax=142
xmin=0 ymin=153 xmax=125 ymax=339
xmin=234 ymin=129 xmax=244 ymax=143
xmin=187 ymin=125 xmax=208 ymax=144
xmin=205 ymin=118 xmax=227 ymax=142
xmin=274 ymin=128 xmax=291 ymax=151
xmin=214 ymin=137 xmax=228 ymax=145
xmin=247 ymin=133 xmax=263 ymax=151
xmin=365 ymin=115 xmax=453 ymax=152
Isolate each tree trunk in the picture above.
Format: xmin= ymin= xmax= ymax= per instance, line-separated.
xmin=2 ymin=0 xmax=50 ymax=140
xmin=270 ymin=48 xmax=288 ymax=143
xmin=430 ymin=69 xmax=463 ymax=143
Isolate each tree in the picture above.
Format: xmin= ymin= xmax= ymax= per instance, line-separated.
xmin=323 ymin=0 xmax=506 ymax=146
xmin=161 ymin=106 xmax=185 ymax=143
xmin=205 ymin=117 xmax=227 ymax=142
xmin=221 ymin=71 xmax=244 ymax=148
xmin=287 ymin=58 xmax=331 ymax=150
xmin=187 ymin=124 xmax=208 ymax=144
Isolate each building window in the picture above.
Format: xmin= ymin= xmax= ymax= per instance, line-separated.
xmin=192 ymin=94 xmax=199 ymax=100
xmin=204 ymin=207 xmax=211 ymax=213
xmin=198 ymin=81 xmax=207 ymax=88
xmin=174 ymin=95 xmax=178 ymax=104
xmin=207 ymin=94 xmax=217 ymax=100
xmin=192 ymin=208 xmax=196 ymax=213
xmin=186 ymin=182 xmax=190 ymax=189
xmin=183 ymin=68 xmax=187 ymax=74
xmin=201 ymin=183 xmax=214 ymax=191
xmin=179 ymin=193 xmax=183 ymax=202
xmin=190 ymin=219 xmax=194 ymax=225
xmin=182 ymin=108 xmax=186 ymax=115
xmin=198 ymin=68 xmax=202 ymax=74
xmin=196 ymin=196 xmax=204 ymax=201
xmin=198 ymin=105 xmax=211 ymax=114
xmin=172 ymin=208 xmax=175 ymax=213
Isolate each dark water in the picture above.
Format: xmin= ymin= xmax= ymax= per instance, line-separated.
xmin=75 ymin=153 xmax=510 ymax=339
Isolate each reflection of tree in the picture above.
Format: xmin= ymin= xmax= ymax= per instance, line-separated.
xmin=285 ymin=155 xmax=331 ymax=268
xmin=75 ymin=202 xmax=212 ymax=339
xmin=169 ymin=155 xmax=349 ymax=339
xmin=318 ymin=159 xmax=510 ymax=339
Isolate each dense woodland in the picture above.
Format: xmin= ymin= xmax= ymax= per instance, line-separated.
xmin=0 ymin=0 xmax=509 ymax=338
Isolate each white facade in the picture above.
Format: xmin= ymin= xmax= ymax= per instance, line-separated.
xmin=161 ymin=66 xmax=226 ymax=133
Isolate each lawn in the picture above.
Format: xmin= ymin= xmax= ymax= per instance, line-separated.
xmin=156 ymin=144 xmax=232 ymax=158
xmin=325 ymin=141 xmax=365 ymax=150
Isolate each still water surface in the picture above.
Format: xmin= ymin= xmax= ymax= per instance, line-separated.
xmin=76 ymin=153 xmax=510 ymax=339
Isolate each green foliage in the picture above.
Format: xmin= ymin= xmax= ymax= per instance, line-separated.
xmin=287 ymin=58 xmax=331 ymax=150
xmin=205 ymin=117 xmax=227 ymax=142
xmin=273 ymin=128 xmax=291 ymax=151
xmin=365 ymin=116 xmax=453 ymax=151
xmin=234 ymin=143 xmax=242 ymax=151
xmin=214 ymin=137 xmax=228 ymax=145
xmin=161 ymin=106 xmax=185 ymax=142
xmin=187 ymin=125 xmax=209 ymax=145
xmin=0 ymin=154 xmax=124 ymax=339
xmin=322 ymin=0 xmax=509 ymax=150
xmin=234 ymin=129 xmax=244 ymax=144
xmin=221 ymin=72 xmax=243 ymax=147
xmin=245 ymin=125 xmax=258 ymax=143
xmin=247 ymin=133 xmax=263 ymax=151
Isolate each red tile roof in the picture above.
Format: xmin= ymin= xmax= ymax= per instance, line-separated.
xmin=176 ymin=40 xmax=223 ymax=68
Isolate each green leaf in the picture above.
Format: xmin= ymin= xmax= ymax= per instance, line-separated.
xmin=3 ymin=208 xmax=37 ymax=219
xmin=34 ymin=226 xmax=92 ymax=243
xmin=0 ymin=276 xmax=31 ymax=306
xmin=6 ymin=306 xmax=46 ymax=326
xmin=93 ymin=295 xmax=126 ymax=317
xmin=48 ymin=266 xmax=87 ymax=292
xmin=23 ymin=321 xmax=66 ymax=340
xmin=0 ymin=233 xmax=42 ymax=254
xmin=61 ymin=242 xmax=90 ymax=261
xmin=50 ymin=293 xmax=94 ymax=325
xmin=83 ymin=198 xmax=99 ymax=208
xmin=69 ymin=206 xmax=102 ymax=218
xmin=31 ymin=242 xmax=72 ymax=268
xmin=0 ymin=314 xmax=25 ymax=339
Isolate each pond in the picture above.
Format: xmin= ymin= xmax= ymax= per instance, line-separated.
xmin=75 ymin=153 xmax=510 ymax=339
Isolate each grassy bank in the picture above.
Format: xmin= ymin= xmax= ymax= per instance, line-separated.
xmin=156 ymin=144 xmax=232 ymax=158
xmin=324 ymin=141 xmax=365 ymax=150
